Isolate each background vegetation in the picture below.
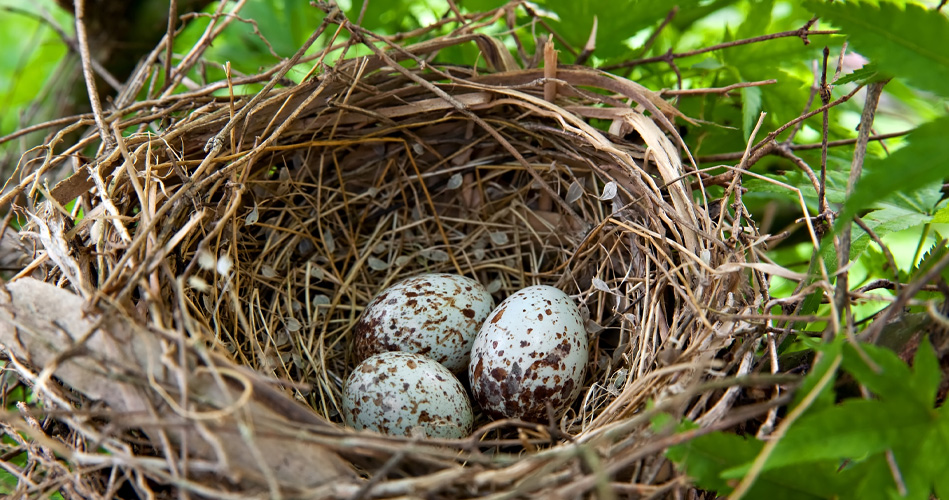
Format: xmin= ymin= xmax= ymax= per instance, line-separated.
xmin=1 ymin=0 xmax=947 ymax=497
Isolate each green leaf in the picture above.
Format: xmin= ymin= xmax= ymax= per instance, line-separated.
xmin=736 ymin=0 xmax=774 ymax=40
xmin=934 ymin=206 xmax=949 ymax=224
xmin=908 ymin=340 xmax=940 ymax=407
xmin=839 ymin=116 xmax=949 ymax=226
xmin=834 ymin=62 xmax=889 ymax=86
xmin=908 ymin=238 xmax=949 ymax=285
xmin=806 ymin=0 xmax=949 ymax=97
xmin=724 ymin=340 xmax=949 ymax=499
xmin=741 ymin=85 xmax=763 ymax=141
xmin=722 ymin=399 xmax=925 ymax=476
xmin=668 ymin=430 xmax=852 ymax=498
xmin=841 ymin=342 xmax=921 ymax=407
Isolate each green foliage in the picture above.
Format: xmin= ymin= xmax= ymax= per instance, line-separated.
xmin=741 ymin=85 xmax=762 ymax=141
xmin=668 ymin=339 xmax=949 ymax=499
xmin=834 ymin=62 xmax=887 ymax=85
xmin=0 ymin=1 xmax=71 ymax=138
xmin=839 ymin=116 xmax=949 ymax=225
xmin=806 ymin=0 xmax=949 ymax=98
xmin=903 ymin=236 xmax=949 ymax=284
xmin=534 ymin=0 xmax=704 ymax=60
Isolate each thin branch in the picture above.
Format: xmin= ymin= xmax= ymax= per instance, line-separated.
xmin=660 ymin=79 xmax=777 ymax=96
xmin=603 ymin=20 xmax=837 ymax=71
xmin=73 ymin=0 xmax=114 ymax=149
xmin=828 ymin=80 xmax=887 ymax=342
xmin=637 ymin=7 xmax=678 ymax=58
xmin=750 ymin=84 xmax=864 ymax=157
xmin=853 ymin=215 xmax=900 ymax=291
xmin=164 ymin=0 xmax=178 ymax=92
xmin=0 ymin=115 xmax=96 ymax=147
xmin=773 ymin=143 xmax=822 ymax=203
xmin=784 ymin=60 xmax=820 ymax=142
xmin=695 ymin=131 xmax=910 ymax=163
xmin=818 ymin=47 xmax=832 ymax=215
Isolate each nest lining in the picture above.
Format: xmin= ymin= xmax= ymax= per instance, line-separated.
xmin=0 ymin=5 xmax=777 ymax=498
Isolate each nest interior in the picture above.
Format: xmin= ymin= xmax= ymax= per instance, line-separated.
xmin=0 ymin=5 xmax=774 ymax=498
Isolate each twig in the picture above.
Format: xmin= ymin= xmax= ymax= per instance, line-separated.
xmin=885 ymin=449 xmax=908 ymax=496
xmin=749 ymin=84 xmax=864 ymax=157
xmin=0 ymin=115 xmax=96 ymax=147
xmin=204 ymin=13 xmax=334 ymax=156
xmin=858 ymin=250 xmax=949 ymax=344
xmin=818 ymin=47 xmax=832 ymax=215
xmin=772 ymin=143 xmax=822 ymax=204
xmin=853 ymin=215 xmax=900 ymax=291
xmin=661 ymin=79 xmax=776 ymax=96
xmin=638 ymin=7 xmax=677 ymax=58
xmin=73 ymin=0 xmax=114 ymax=149
xmin=162 ymin=0 xmax=247 ymax=97
xmin=695 ymin=131 xmax=910 ymax=163
xmin=574 ymin=16 xmax=597 ymax=66
xmin=164 ymin=0 xmax=178 ymax=91
xmin=783 ymin=60 xmax=820 ymax=142
xmin=603 ymin=20 xmax=837 ymax=71
xmin=829 ymin=80 xmax=888 ymax=342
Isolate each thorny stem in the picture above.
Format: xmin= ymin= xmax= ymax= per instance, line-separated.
xmin=604 ymin=18 xmax=836 ymax=71
xmin=818 ymin=47 xmax=832 ymax=216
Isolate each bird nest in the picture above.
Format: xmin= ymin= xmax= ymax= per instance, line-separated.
xmin=0 ymin=4 xmax=780 ymax=499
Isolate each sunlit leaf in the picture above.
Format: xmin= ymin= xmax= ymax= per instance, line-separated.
xmin=807 ymin=0 xmax=949 ymax=97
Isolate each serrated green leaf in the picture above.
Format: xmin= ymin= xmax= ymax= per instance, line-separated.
xmin=806 ymin=0 xmax=949 ymax=97
xmin=838 ymin=116 xmax=949 ymax=235
xmin=934 ymin=206 xmax=949 ymax=224
xmin=671 ymin=431 xmax=756 ymax=492
xmin=723 ymin=339 xmax=949 ymax=493
xmin=909 ymin=239 xmax=949 ymax=284
xmin=741 ymin=85 xmax=763 ymax=142
xmin=834 ymin=62 xmax=889 ymax=85
xmin=841 ymin=342 xmax=917 ymax=404
xmin=669 ymin=430 xmax=852 ymax=498
xmin=848 ymin=453 xmax=911 ymax=500
xmin=722 ymin=398 xmax=921 ymax=477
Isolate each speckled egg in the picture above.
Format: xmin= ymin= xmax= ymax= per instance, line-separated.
xmin=354 ymin=273 xmax=494 ymax=372
xmin=342 ymin=351 xmax=473 ymax=438
xmin=468 ymin=285 xmax=589 ymax=422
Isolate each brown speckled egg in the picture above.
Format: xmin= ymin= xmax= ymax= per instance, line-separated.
xmin=342 ymin=351 xmax=473 ymax=438
xmin=354 ymin=273 xmax=494 ymax=372
xmin=468 ymin=285 xmax=589 ymax=422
